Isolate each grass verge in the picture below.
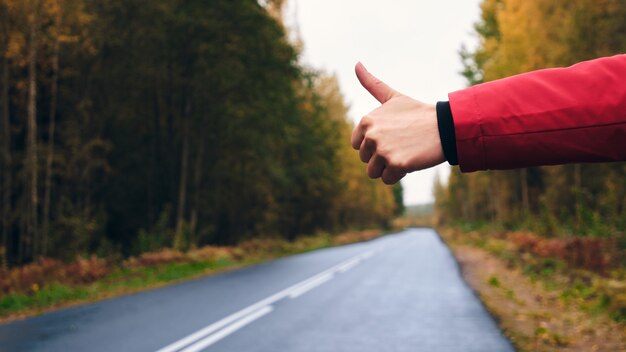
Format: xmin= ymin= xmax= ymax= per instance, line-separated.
xmin=439 ymin=226 xmax=626 ymax=351
xmin=0 ymin=229 xmax=386 ymax=323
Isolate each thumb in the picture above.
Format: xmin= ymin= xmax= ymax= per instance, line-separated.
xmin=355 ymin=62 xmax=399 ymax=104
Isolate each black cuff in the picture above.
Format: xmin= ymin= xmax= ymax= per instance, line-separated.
xmin=436 ymin=101 xmax=458 ymax=165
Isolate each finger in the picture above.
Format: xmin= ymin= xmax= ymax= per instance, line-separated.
xmin=355 ymin=62 xmax=399 ymax=104
xmin=351 ymin=123 xmax=365 ymax=150
xmin=352 ymin=115 xmax=374 ymax=150
xmin=367 ymin=154 xmax=386 ymax=179
xmin=381 ymin=168 xmax=406 ymax=185
xmin=359 ymin=138 xmax=374 ymax=163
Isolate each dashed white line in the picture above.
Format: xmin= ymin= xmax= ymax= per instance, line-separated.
xmin=288 ymin=272 xmax=334 ymax=298
xmin=156 ymin=249 xmax=376 ymax=352
xmin=155 ymin=303 xmax=272 ymax=352
xmin=179 ymin=306 xmax=274 ymax=352
xmin=360 ymin=251 xmax=374 ymax=260
xmin=336 ymin=258 xmax=361 ymax=273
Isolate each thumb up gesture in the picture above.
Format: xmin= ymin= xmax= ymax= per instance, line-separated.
xmin=351 ymin=63 xmax=445 ymax=184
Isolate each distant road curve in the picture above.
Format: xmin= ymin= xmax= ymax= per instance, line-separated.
xmin=0 ymin=228 xmax=513 ymax=352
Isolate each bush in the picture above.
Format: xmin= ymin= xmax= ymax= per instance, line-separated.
xmin=123 ymin=249 xmax=185 ymax=269
xmin=0 ymin=256 xmax=109 ymax=295
xmin=332 ymin=230 xmax=381 ymax=246
xmin=507 ymin=232 xmax=618 ymax=273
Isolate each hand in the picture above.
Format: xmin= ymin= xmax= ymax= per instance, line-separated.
xmin=351 ymin=62 xmax=446 ymax=184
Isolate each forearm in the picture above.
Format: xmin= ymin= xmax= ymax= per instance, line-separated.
xmin=444 ymin=54 xmax=626 ymax=172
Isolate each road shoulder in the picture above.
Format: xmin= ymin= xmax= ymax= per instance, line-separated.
xmin=440 ymin=228 xmax=626 ymax=352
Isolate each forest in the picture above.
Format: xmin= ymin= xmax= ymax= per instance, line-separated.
xmin=433 ymin=3 xmax=626 ymax=345
xmin=436 ymin=0 xmax=626 ymax=238
xmin=0 ymin=0 xmax=401 ymax=266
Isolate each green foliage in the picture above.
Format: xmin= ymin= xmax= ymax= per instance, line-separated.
xmin=488 ymin=276 xmax=501 ymax=287
xmin=134 ymin=206 xmax=173 ymax=255
xmin=523 ymin=258 xmax=565 ymax=279
xmin=0 ymin=229 xmax=385 ymax=318
xmin=0 ymin=283 xmax=91 ymax=316
xmin=392 ymin=183 xmax=405 ymax=216
xmin=436 ymin=0 xmax=626 ymax=238
xmin=0 ymin=0 xmax=398 ymax=266
xmin=611 ymin=306 xmax=626 ymax=323
xmin=442 ymin=227 xmax=626 ymax=326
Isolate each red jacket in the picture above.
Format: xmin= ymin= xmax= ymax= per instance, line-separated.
xmin=448 ymin=54 xmax=626 ymax=172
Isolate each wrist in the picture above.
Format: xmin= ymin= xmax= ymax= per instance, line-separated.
xmin=436 ymin=101 xmax=458 ymax=165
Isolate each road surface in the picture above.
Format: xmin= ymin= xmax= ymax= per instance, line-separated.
xmin=0 ymin=228 xmax=514 ymax=352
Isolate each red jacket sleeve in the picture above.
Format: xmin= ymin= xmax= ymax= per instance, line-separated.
xmin=448 ymin=54 xmax=626 ymax=172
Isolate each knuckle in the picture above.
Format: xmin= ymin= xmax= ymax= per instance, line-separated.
xmin=376 ymin=146 xmax=390 ymax=160
xmin=351 ymin=129 xmax=364 ymax=149
xmin=382 ymin=177 xmax=395 ymax=185
xmin=359 ymin=150 xmax=370 ymax=163
xmin=363 ymin=125 xmax=379 ymax=139
xmin=360 ymin=116 xmax=373 ymax=128
xmin=388 ymin=155 xmax=405 ymax=170
xmin=363 ymin=133 xmax=377 ymax=147
xmin=381 ymin=172 xmax=395 ymax=185
xmin=368 ymin=127 xmax=381 ymax=139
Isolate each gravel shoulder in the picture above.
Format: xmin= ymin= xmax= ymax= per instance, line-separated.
xmin=441 ymin=229 xmax=626 ymax=352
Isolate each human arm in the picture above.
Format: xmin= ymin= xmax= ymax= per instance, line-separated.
xmin=449 ymin=54 xmax=626 ymax=172
xmin=352 ymin=55 xmax=626 ymax=182
xmin=350 ymin=63 xmax=445 ymax=185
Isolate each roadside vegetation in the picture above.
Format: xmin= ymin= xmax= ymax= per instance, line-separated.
xmin=439 ymin=225 xmax=626 ymax=351
xmin=0 ymin=0 xmax=403 ymax=306
xmin=0 ymin=0 xmax=402 ymax=269
xmin=0 ymin=228 xmax=387 ymax=322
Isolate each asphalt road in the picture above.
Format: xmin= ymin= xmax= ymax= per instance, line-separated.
xmin=0 ymin=228 xmax=514 ymax=352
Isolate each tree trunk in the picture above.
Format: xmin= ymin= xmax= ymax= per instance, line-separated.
xmin=174 ymin=101 xmax=191 ymax=249
xmin=212 ymin=117 xmax=223 ymax=243
xmin=574 ymin=164 xmax=582 ymax=232
xmin=1 ymin=42 xmax=11 ymax=267
xmin=488 ymin=172 xmax=497 ymax=222
xmin=189 ymin=142 xmax=204 ymax=244
xmin=148 ymin=88 xmax=159 ymax=225
xmin=26 ymin=6 xmax=39 ymax=259
xmin=520 ymin=168 xmax=530 ymax=218
xmin=18 ymin=199 xmax=25 ymax=264
xmin=42 ymin=37 xmax=59 ymax=256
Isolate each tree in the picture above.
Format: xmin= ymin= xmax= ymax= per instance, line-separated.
xmin=0 ymin=0 xmax=400 ymax=266
xmin=438 ymin=0 xmax=626 ymax=237
xmin=0 ymin=0 xmax=12 ymax=266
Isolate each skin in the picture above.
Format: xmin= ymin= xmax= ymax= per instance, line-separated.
xmin=351 ymin=62 xmax=446 ymax=185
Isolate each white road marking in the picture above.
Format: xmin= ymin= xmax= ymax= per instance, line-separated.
xmin=179 ymin=306 xmax=274 ymax=352
xmin=288 ymin=272 xmax=334 ymax=298
xmin=155 ymin=303 xmax=272 ymax=352
xmin=156 ymin=249 xmax=376 ymax=352
xmin=336 ymin=258 xmax=361 ymax=273
xmin=359 ymin=251 xmax=375 ymax=260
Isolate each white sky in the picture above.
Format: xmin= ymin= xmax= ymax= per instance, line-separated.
xmin=284 ymin=0 xmax=483 ymax=206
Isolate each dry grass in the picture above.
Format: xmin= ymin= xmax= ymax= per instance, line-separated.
xmin=331 ymin=229 xmax=382 ymax=246
xmin=0 ymin=256 xmax=109 ymax=295
xmin=440 ymin=227 xmax=626 ymax=351
xmin=0 ymin=228 xmax=386 ymax=321
xmin=509 ymin=232 xmax=620 ymax=273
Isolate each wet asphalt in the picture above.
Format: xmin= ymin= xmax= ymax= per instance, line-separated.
xmin=0 ymin=228 xmax=514 ymax=352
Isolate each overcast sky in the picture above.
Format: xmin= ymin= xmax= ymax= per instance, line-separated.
xmin=284 ymin=0 xmax=483 ymax=205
